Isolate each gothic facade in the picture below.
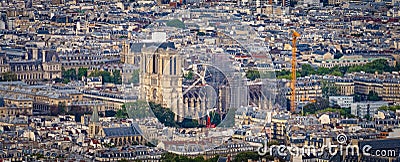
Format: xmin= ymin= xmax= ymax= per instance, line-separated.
xmin=140 ymin=44 xmax=184 ymax=120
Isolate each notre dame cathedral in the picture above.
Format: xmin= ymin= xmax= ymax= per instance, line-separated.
xmin=139 ymin=42 xmax=184 ymax=121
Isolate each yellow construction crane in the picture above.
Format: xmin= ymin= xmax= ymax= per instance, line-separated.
xmin=291 ymin=31 xmax=300 ymax=113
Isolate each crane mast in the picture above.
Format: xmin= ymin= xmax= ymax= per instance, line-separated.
xmin=291 ymin=31 xmax=300 ymax=113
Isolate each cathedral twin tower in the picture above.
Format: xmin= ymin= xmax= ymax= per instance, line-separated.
xmin=138 ymin=44 xmax=184 ymax=120
xmin=123 ymin=41 xmax=229 ymax=122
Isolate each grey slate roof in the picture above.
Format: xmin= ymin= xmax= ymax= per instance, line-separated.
xmin=103 ymin=125 xmax=142 ymax=137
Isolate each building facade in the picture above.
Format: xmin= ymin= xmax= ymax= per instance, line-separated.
xmin=140 ymin=44 xmax=184 ymax=120
xmin=351 ymin=101 xmax=389 ymax=118
xmin=354 ymin=73 xmax=400 ymax=104
xmin=329 ymin=96 xmax=354 ymax=108
xmin=0 ymin=95 xmax=33 ymax=117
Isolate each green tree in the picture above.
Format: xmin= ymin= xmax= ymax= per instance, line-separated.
xmin=330 ymin=70 xmax=343 ymax=76
xmin=297 ymin=59 xmax=394 ymax=77
xmin=112 ymin=70 xmax=122 ymax=84
xmin=125 ymin=101 xmax=152 ymax=119
xmin=193 ymin=156 xmax=205 ymax=162
xmin=364 ymin=114 xmax=371 ymax=120
xmin=62 ymin=68 xmax=77 ymax=81
xmin=105 ymin=110 xmax=117 ymax=117
xmin=115 ymin=105 xmax=128 ymax=119
xmin=354 ymin=93 xmax=363 ymax=102
xmin=161 ymin=152 xmax=220 ymax=162
xmin=207 ymin=156 xmax=221 ymax=162
xmin=89 ymin=69 xmax=100 ymax=77
xmin=62 ymin=78 xmax=70 ymax=84
xmin=303 ymin=97 xmax=330 ymax=114
xmin=180 ymin=118 xmax=199 ymax=128
xmin=367 ymin=91 xmax=381 ymax=101
xmin=234 ymin=151 xmax=259 ymax=162
xmin=379 ymin=105 xmax=400 ymax=111
xmin=58 ymin=102 xmax=66 ymax=115
xmin=184 ymin=70 xmax=194 ymax=80
xmin=150 ymin=102 xmax=178 ymax=127
xmin=275 ymin=70 xmax=300 ymax=80
xmin=316 ymin=67 xmax=330 ymax=75
xmin=300 ymin=64 xmax=315 ymax=77
xmin=246 ymin=70 xmax=260 ymax=81
xmin=77 ymin=67 xmax=88 ymax=80
xmin=161 ymin=152 xmax=177 ymax=162
xmin=347 ymin=59 xmax=392 ymax=74
xmin=101 ymin=71 xmax=112 ymax=83
xmin=131 ymin=69 xmax=140 ymax=84
xmin=0 ymin=72 xmax=18 ymax=81
xmin=276 ymin=70 xmax=291 ymax=79
xmin=210 ymin=112 xmax=221 ymax=125
xmin=318 ymin=107 xmax=355 ymax=118
xmin=89 ymin=70 xmax=112 ymax=83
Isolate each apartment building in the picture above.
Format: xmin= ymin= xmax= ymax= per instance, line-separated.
xmin=329 ymin=96 xmax=354 ymax=108
xmin=351 ymin=101 xmax=389 ymax=118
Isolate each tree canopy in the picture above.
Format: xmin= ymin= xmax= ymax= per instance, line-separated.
xmin=302 ymin=59 xmax=397 ymax=77
xmin=125 ymin=101 xmax=152 ymax=119
xmin=161 ymin=152 xmax=219 ymax=162
xmin=367 ymin=90 xmax=381 ymax=101
xmin=246 ymin=70 xmax=260 ymax=80
xmin=275 ymin=59 xmax=397 ymax=80
xmin=62 ymin=67 xmax=88 ymax=83
xmin=149 ymin=102 xmax=204 ymax=128
xmin=89 ymin=70 xmax=122 ymax=84
xmin=150 ymin=102 xmax=178 ymax=127
xmin=317 ymin=107 xmax=355 ymax=118
xmin=115 ymin=105 xmax=128 ymax=119
xmin=62 ymin=68 xmax=77 ymax=83
xmin=379 ymin=105 xmax=400 ymax=111
xmin=0 ymin=72 xmax=18 ymax=81
xmin=302 ymin=97 xmax=330 ymax=115
xmin=78 ymin=67 xmax=88 ymax=79
xmin=130 ymin=69 xmax=140 ymax=84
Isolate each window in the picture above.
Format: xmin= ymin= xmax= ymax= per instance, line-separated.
xmin=169 ymin=57 xmax=173 ymax=75
xmin=174 ymin=57 xmax=177 ymax=75
xmin=152 ymin=55 xmax=157 ymax=74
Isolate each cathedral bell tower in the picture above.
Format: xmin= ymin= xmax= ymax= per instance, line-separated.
xmin=89 ymin=106 xmax=101 ymax=138
xmin=140 ymin=45 xmax=184 ymax=121
xmin=121 ymin=41 xmax=130 ymax=64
